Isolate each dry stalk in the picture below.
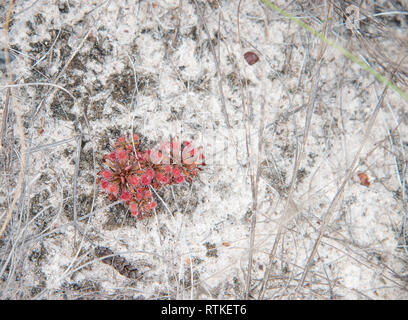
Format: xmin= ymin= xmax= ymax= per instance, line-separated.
xmin=0 ymin=0 xmax=27 ymax=239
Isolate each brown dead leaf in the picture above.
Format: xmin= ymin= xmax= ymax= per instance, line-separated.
xmin=357 ymin=172 xmax=370 ymax=187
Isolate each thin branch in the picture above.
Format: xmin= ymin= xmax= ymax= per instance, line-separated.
xmin=296 ymin=84 xmax=389 ymax=291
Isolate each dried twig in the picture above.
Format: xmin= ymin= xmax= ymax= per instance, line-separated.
xmin=192 ymin=0 xmax=231 ymax=128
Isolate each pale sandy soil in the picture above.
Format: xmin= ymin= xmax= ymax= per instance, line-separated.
xmin=0 ymin=0 xmax=408 ymax=299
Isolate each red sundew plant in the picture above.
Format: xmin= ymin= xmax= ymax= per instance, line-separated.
xmin=97 ymin=133 xmax=205 ymax=220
